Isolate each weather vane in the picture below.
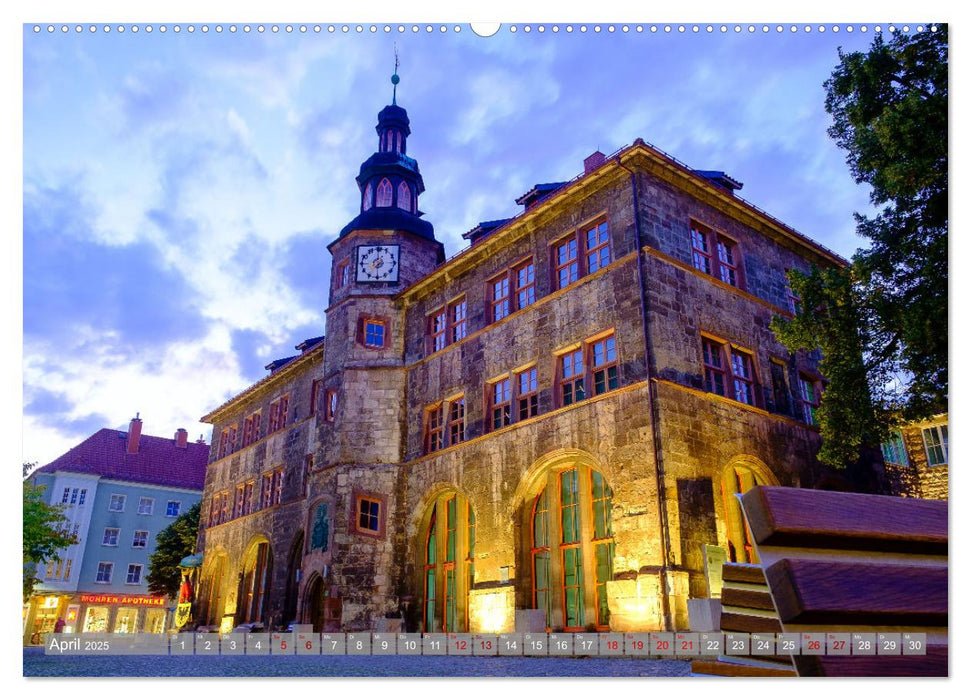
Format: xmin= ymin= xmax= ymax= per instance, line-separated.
xmin=391 ymin=45 xmax=400 ymax=105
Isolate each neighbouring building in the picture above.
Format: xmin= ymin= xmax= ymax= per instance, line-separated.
xmin=24 ymin=416 xmax=208 ymax=644
xmin=195 ymin=86 xmax=851 ymax=636
xmin=883 ymin=413 xmax=949 ymax=500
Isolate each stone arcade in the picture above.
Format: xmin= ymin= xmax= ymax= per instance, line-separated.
xmin=194 ymin=91 xmax=842 ymax=635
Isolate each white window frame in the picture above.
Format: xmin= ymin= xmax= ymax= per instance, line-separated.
xmin=126 ymin=564 xmax=142 ymax=585
xmin=132 ymin=530 xmax=149 ymax=548
xmin=102 ymin=527 xmax=120 ymax=547
xmin=95 ymin=562 xmax=113 ymax=584
xmin=166 ymin=500 xmax=181 ymax=518
xmin=137 ymin=497 xmax=155 ymax=515
xmin=109 ymin=494 xmax=126 ymax=512
xmin=922 ymin=424 xmax=948 ymax=466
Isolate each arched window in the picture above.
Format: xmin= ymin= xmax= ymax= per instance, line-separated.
xmin=721 ymin=465 xmax=764 ymax=564
xmin=204 ymin=556 xmax=226 ymax=627
xmin=362 ymin=182 xmax=372 ymax=211
xmin=422 ymin=492 xmax=475 ymax=632
xmin=239 ymin=541 xmax=272 ymax=624
xmin=529 ymin=466 xmax=614 ymax=631
xmin=375 ymin=178 xmax=393 ymax=208
xmin=397 ymin=181 xmax=412 ymax=212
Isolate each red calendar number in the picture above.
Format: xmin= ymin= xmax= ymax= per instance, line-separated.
xmin=456 ymin=640 xmax=467 ymax=650
xmin=607 ymin=641 xmax=619 ymax=650
xmin=655 ymin=640 xmax=670 ymax=651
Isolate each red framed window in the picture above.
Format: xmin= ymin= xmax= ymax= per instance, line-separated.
xmin=584 ymin=220 xmax=611 ymax=273
xmin=559 ymin=349 xmax=585 ymax=406
xmin=273 ymin=468 xmax=285 ymax=506
xmin=799 ymin=374 xmax=820 ymax=425
xmin=356 ymin=496 xmax=382 ymax=535
xmin=429 ymin=308 xmax=448 ymax=353
xmin=208 ymin=497 xmax=219 ymax=527
xmin=375 ymin=177 xmax=393 ymax=207
xmin=554 ymin=219 xmax=610 ymax=290
xmin=424 ymin=404 xmax=445 ymax=454
xmin=490 ymin=378 xmax=512 ymax=430
xmin=261 ymin=473 xmax=273 ymax=509
xmin=234 ymin=485 xmax=245 ymax=519
xmin=364 ymin=319 xmax=386 ymax=348
xmin=514 ymin=259 xmax=536 ymax=309
xmin=702 ymin=336 xmax=759 ymax=407
xmin=243 ymin=481 xmax=254 ymax=515
xmin=219 ymin=491 xmax=230 ymax=524
xmin=591 ymin=335 xmax=618 ymax=396
xmin=716 ymin=236 xmax=741 ymax=287
xmin=218 ymin=425 xmax=237 ymax=459
xmin=450 ymin=298 xmax=467 ymax=343
xmin=518 ymin=367 xmax=539 ymax=420
xmin=448 ymin=397 xmax=466 ymax=445
xmin=530 ymin=488 xmax=552 ymax=627
xmin=690 ymin=223 xmax=712 ymax=275
xmin=559 ymin=469 xmax=584 ymax=630
xmin=731 ymin=349 xmax=756 ymax=405
xmin=324 ymin=389 xmax=338 ymax=422
xmin=554 ymin=235 xmax=579 ymax=290
xmin=242 ymin=411 xmax=261 ymax=447
xmin=490 ymin=274 xmax=511 ymax=322
xmin=702 ymin=338 xmax=727 ymax=397
xmin=269 ymin=394 xmax=290 ymax=432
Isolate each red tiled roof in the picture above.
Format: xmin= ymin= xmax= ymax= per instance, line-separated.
xmin=36 ymin=429 xmax=209 ymax=491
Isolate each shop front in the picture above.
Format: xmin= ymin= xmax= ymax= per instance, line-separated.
xmin=77 ymin=593 xmax=170 ymax=635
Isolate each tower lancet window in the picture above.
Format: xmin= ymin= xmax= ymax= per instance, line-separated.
xmin=398 ymin=181 xmax=412 ymax=212
xmin=376 ymin=178 xmax=393 ymax=208
xmin=362 ymin=182 xmax=373 ymax=211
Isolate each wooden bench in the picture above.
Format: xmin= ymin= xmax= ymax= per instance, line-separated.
xmin=741 ymin=486 xmax=948 ymax=677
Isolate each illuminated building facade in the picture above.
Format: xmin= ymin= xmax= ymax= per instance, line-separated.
xmin=196 ymin=93 xmax=842 ymax=634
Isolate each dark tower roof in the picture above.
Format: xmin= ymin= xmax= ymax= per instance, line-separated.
xmin=336 ymin=100 xmax=437 ymax=243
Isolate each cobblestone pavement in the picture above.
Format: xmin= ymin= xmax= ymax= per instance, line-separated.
xmin=23 ymin=647 xmax=690 ymax=677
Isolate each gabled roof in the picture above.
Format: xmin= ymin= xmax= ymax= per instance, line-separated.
xmin=35 ymin=429 xmax=209 ymax=491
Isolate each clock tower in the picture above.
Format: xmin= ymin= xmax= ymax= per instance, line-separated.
xmin=320 ymin=73 xmax=443 ymax=469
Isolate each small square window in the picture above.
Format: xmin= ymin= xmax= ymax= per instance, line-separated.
xmin=96 ymin=562 xmax=113 ymax=584
xmin=132 ymin=530 xmax=149 ymax=548
xmin=138 ymin=497 xmax=154 ymax=515
xmin=102 ymin=528 xmax=119 ymax=546
xmin=325 ymin=389 xmax=339 ymax=422
xmin=126 ymin=564 xmax=142 ymax=585
xmin=166 ymin=501 xmax=181 ymax=517
xmin=357 ymin=497 xmax=382 ymax=535
xmin=109 ymin=494 xmax=126 ymax=512
xmin=364 ymin=319 xmax=386 ymax=348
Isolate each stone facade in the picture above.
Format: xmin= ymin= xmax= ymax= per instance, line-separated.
xmin=195 ymin=102 xmax=847 ymax=635
xmin=884 ymin=414 xmax=948 ymax=500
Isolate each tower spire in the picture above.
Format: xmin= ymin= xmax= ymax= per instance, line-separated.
xmin=391 ymin=45 xmax=400 ymax=105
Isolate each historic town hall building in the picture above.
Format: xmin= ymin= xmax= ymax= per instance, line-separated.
xmin=194 ymin=89 xmax=843 ymax=635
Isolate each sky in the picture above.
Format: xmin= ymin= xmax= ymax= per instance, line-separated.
xmin=21 ymin=18 xmax=911 ymax=468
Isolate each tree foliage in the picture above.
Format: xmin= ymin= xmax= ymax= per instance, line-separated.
xmin=772 ymin=26 xmax=947 ymax=467
xmin=23 ymin=470 xmax=78 ymax=602
xmin=147 ymin=502 xmax=201 ymax=598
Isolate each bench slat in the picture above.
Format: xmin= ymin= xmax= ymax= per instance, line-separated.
xmin=793 ymin=645 xmax=947 ymax=677
xmin=691 ymin=659 xmax=797 ymax=677
xmin=741 ymin=486 xmax=947 ymax=555
xmin=721 ymin=586 xmax=776 ymax=611
xmin=765 ymin=558 xmax=947 ymax=626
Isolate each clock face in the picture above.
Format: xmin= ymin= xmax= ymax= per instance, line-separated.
xmin=356 ymin=244 xmax=400 ymax=283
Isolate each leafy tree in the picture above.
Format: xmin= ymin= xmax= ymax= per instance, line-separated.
xmin=23 ymin=469 xmax=78 ymax=602
xmin=147 ymin=502 xmax=201 ymax=598
xmin=772 ymin=26 xmax=947 ymax=467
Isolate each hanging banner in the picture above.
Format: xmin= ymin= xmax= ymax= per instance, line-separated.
xmin=175 ymin=602 xmax=192 ymax=629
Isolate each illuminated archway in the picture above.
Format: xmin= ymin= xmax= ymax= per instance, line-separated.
xmin=237 ymin=536 xmax=273 ymax=626
xmin=720 ymin=457 xmax=778 ymax=564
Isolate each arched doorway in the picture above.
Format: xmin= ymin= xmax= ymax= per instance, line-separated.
xmin=283 ymin=532 xmax=304 ymax=627
xmin=419 ymin=491 xmax=475 ymax=633
xmin=203 ymin=555 xmax=227 ymax=628
xmin=525 ymin=464 xmax=615 ymax=632
xmin=720 ymin=458 xmax=777 ymax=564
xmin=305 ymin=576 xmax=327 ymax=632
xmin=236 ymin=539 xmax=272 ymax=626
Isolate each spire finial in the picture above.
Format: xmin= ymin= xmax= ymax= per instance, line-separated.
xmin=391 ymin=44 xmax=400 ymax=105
